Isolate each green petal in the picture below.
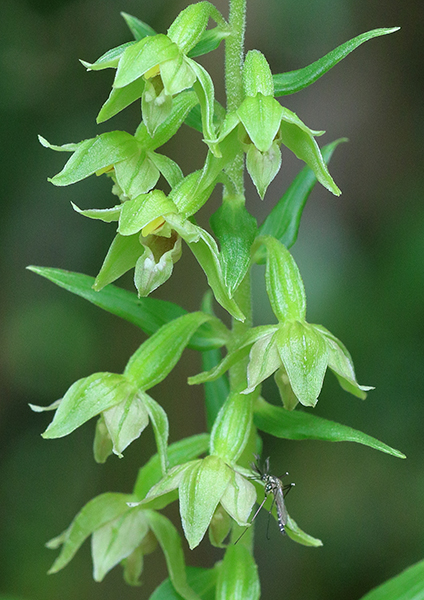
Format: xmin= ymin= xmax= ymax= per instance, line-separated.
xmin=103 ymin=392 xmax=150 ymax=458
xmin=276 ymin=321 xmax=329 ymax=407
xmin=179 ymin=456 xmax=232 ymax=549
xmin=246 ymin=141 xmax=282 ymax=199
xmin=141 ymin=393 xmax=169 ymax=474
xmin=43 ymin=373 xmax=138 ymax=439
xmin=81 ymin=42 xmax=135 ymax=71
xmin=245 ymin=331 xmax=281 ymax=393
xmin=71 ymin=202 xmax=122 ymax=223
xmin=114 ymin=35 xmax=179 ymax=88
xmin=93 ymin=415 xmax=113 ymax=464
xmin=134 ymin=236 xmax=181 ymax=298
xmin=97 ymin=76 xmax=145 ymax=123
xmin=47 ymin=492 xmax=134 ymax=573
xmin=118 ymin=190 xmax=176 ymax=236
xmin=210 ymin=393 xmax=254 ymax=464
xmin=188 ymin=58 xmax=219 ymax=153
xmin=285 ymin=515 xmax=323 ymax=547
xmin=219 ymin=472 xmax=256 ymax=526
xmin=167 ymin=2 xmax=211 ymax=54
xmin=237 ymin=94 xmax=283 ymax=152
xmin=114 ymin=150 xmax=160 ymax=198
xmin=160 ymin=53 xmax=197 ymax=96
xmin=279 ymin=107 xmax=341 ymax=196
xmin=93 ymin=233 xmax=144 ymax=291
xmin=243 ymin=49 xmax=274 ymax=97
xmin=121 ymin=12 xmax=157 ymax=41
xmin=92 ymin=507 xmax=150 ymax=582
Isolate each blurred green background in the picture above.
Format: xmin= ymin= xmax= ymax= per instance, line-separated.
xmin=1 ymin=0 xmax=423 ymax=598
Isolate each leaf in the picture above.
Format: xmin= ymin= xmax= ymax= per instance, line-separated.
xmin=26 ymin=267 xmax=228 ymax=351
xmin=92 ymin=507 xmax=150 ymax=582
xmin=124 ymin=312 xmax=213 ymax=389
xmin=188 ymin=27 xmax=230 ymax=58
xmin=359 ymin=559 xmax=424 ymax=600
xmin=146 ymin=511 xmax=202 ymax=600
xmin=149 ymin=566 xmax=217 ymax=600
xmin=273 ymin=28 xmax=400 ymax=96
xmin=133 ymin=434 xmax=210 ymax=500
xmin=254 ymin=397 xmax=406 ymax=458
xmin=215 ymin=545 xmax=260 ymax=600
xmin=43 ymin=373 xmax=138 ymax=439
xmin=121 ymin=12 xmax=157 ymax=41
xmin=47 ymin=492 xmax=133 ymax=573
xmin=257 ymin=138 xmax=346 ymax=257
xmin=210 ymin=198 xmax=257 ymax=296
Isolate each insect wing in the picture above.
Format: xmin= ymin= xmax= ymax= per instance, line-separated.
xmin=274 ymin=483 xmax=288 ymax=532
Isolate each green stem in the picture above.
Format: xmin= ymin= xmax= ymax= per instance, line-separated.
xmin=225 ymin=0 xmax=246 ymax=195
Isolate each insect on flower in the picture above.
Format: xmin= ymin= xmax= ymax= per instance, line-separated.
xmin=235 ymin=454 xmax=294 ymax=544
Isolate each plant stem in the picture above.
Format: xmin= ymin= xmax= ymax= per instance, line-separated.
xmin=225 ymin=0 xmax=246 ymax=196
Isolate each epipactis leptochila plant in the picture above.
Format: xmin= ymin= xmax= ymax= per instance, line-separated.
xmin=30 ymin=1 xmax=402 ymax=597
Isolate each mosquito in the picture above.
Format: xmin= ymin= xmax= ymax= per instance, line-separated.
xmin=235 ymin=454 xmax=294 ymax=544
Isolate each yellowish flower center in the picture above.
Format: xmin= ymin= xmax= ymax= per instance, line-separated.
xmin=144 ymin=64 xmax=161 ymax=80
xmin=142 ymin=216 xmax=166 ymax=236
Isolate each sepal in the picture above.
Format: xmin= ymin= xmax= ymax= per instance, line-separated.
xmin=243 ymin=49 xmax=274 ymax=97
xmin=246 ymin=141 xmax=282 ymax=199
xmin=210 ymin=392 xmax=254 ymax=464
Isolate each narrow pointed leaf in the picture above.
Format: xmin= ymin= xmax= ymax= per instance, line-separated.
xmin=257 ymin=139 xmax=346 ymax=257
xmin=121 ymin=12 xmax=157 ymax=41
xmin=146 ymin=511 xmax=202 ymax=600
xmin=124 ymin=312 xmax=212 ymax=389
xmin=359 ymin=559 xmax=424 ymax=600
xmin=254 ymin=397 xmax=406 ymax=458
xmin=273 ymin=28 xmax=400 ymax=96
xmin=47 ymin=493 xmax=133 ymax=573
xmin=27 ymin=267 xmax=228 ymax=351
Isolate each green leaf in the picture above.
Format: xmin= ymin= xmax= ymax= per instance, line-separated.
xmin=93 ymin=233 xmax=144 ymax=291
xmin=254 ymin=397 xmax=406 ymax=458
xmin=187 ymin=27 xmax=230 ymax=58
xmin=97 ymin=76 xmax=145 ymax=123
xmin=92 ymin=507 xmax=150 ymax=582
xmin=47 ymin=131 xmax=139 ymax=186
xmin=285 ymin=515 xmax=323 ymax=547
xmin=216 ymin=545 xmax=260 ymax=600
xmin=121 ymin=12 xmax=157 ymax=41
xmin=26 ymin=267 xmax=228 ymax=351
xmin=150 ymin=566 xmax=217 ymax=600
xmin=279 ymin=107 xmax=341 ymax=196
xmin=43 ymin=373 xmax=138 ymax=439
xmin=276 ymin=320 xmax=329 ymax=407
xmin=124 ymin=312 xmax=213 ymax=389
xmin=179 ymin=456 xmax=232 ymax=549
xmin=273 ymin=28 xmax=400 ymax=96
xmin=359 ymin=559 xmax=424 ymax=600
xmin=47 ymin=492 xmax=133 ymax=573
xmin=257 ymin=138 xmax=346 ymax=257
xmin=146 ymin=511 xmax=202 ymax=600
xmin=200 ymin=292 xmax=230 ymax=430
xmin=210 ymin=198 xmax=257 ymax=296
xmin=133 ymin=434 xmax=210 ymax=500
xmin=142 ymin=393 xmax=169 ymax=474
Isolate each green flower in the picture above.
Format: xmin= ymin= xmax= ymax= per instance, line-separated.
xmin=214 ymin=50 xmax=341 ymax=198
xmin=137 ymin=455 xmax=256 ymax=549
